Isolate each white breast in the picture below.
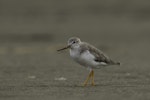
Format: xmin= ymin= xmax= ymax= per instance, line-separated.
xmin=70 ymin=48 xmax=80 ymax=60
xmin=70 ymin=48 xmax=99 ymax=68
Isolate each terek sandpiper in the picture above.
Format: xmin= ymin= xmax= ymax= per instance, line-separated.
xmin=57 ymin=37 xmax=120 ymax=86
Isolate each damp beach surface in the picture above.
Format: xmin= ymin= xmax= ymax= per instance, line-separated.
xmin=0 ymin=36 xmax=149 ymax=100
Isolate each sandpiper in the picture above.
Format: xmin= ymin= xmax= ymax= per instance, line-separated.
xmin=57 ymin=37 xmax=120 ymax=86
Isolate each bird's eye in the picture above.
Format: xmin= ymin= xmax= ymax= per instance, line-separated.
xmin=73 ymin=41 xmax=76 ymax=44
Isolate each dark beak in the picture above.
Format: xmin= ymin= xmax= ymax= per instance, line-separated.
xmin=57 ymin=45 xmax=71 ymax=51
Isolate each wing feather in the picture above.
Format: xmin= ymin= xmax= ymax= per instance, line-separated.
xmin=80 ymin=42 xmax=119 ymax=65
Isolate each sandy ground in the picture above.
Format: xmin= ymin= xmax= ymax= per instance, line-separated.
xmin=0 ymin=34 xmax=149 ymax=100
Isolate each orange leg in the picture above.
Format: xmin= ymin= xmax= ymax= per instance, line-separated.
xmin=83 ymin=70 xmax=92 ymax=86
xmin=83 ymin=70 xmax=95 ymax=86
xmin=91 ymin=70 xmax=95 ymax=86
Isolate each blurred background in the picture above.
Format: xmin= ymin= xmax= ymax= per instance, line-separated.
xmin=0 ymin=0 xmax=150 ymax=42
xmin=0 ymin=0 xmax=150 ymax=100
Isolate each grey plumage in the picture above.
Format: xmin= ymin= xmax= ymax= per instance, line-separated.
xmin=80 ymin=42 xmax=120 ymax=65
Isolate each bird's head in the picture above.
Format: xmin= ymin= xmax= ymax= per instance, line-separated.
xmin=57 ymin=37 xmax=81 ymax=51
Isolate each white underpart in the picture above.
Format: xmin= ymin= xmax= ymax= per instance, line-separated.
xmin=70 ymin=46 xmax=107 ymax=69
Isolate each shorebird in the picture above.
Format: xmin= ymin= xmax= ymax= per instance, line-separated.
xmin=57 ymin=37 xmax=120 ymax=86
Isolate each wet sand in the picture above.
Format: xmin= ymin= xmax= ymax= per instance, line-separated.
xmin=0 ymin=33 xmax=149 ymax=100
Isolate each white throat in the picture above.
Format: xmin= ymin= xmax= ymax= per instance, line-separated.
xmin=69 ymin=44 xmax=80 ymax=59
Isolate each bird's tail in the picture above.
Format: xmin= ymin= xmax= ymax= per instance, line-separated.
xmin=111 ymin=61 xmax=121 ymax=65
xmin=115 ymin=62 xmax=120 ymax=65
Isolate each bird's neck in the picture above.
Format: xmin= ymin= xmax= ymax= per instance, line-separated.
xmin=70 ymin=44 xmax=80 ymax=50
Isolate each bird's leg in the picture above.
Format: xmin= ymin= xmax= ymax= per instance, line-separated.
xmin=83 ymin=70 xmax=93 ymax=86
xmin=91 ymin=70 xmax=95 ymax=86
